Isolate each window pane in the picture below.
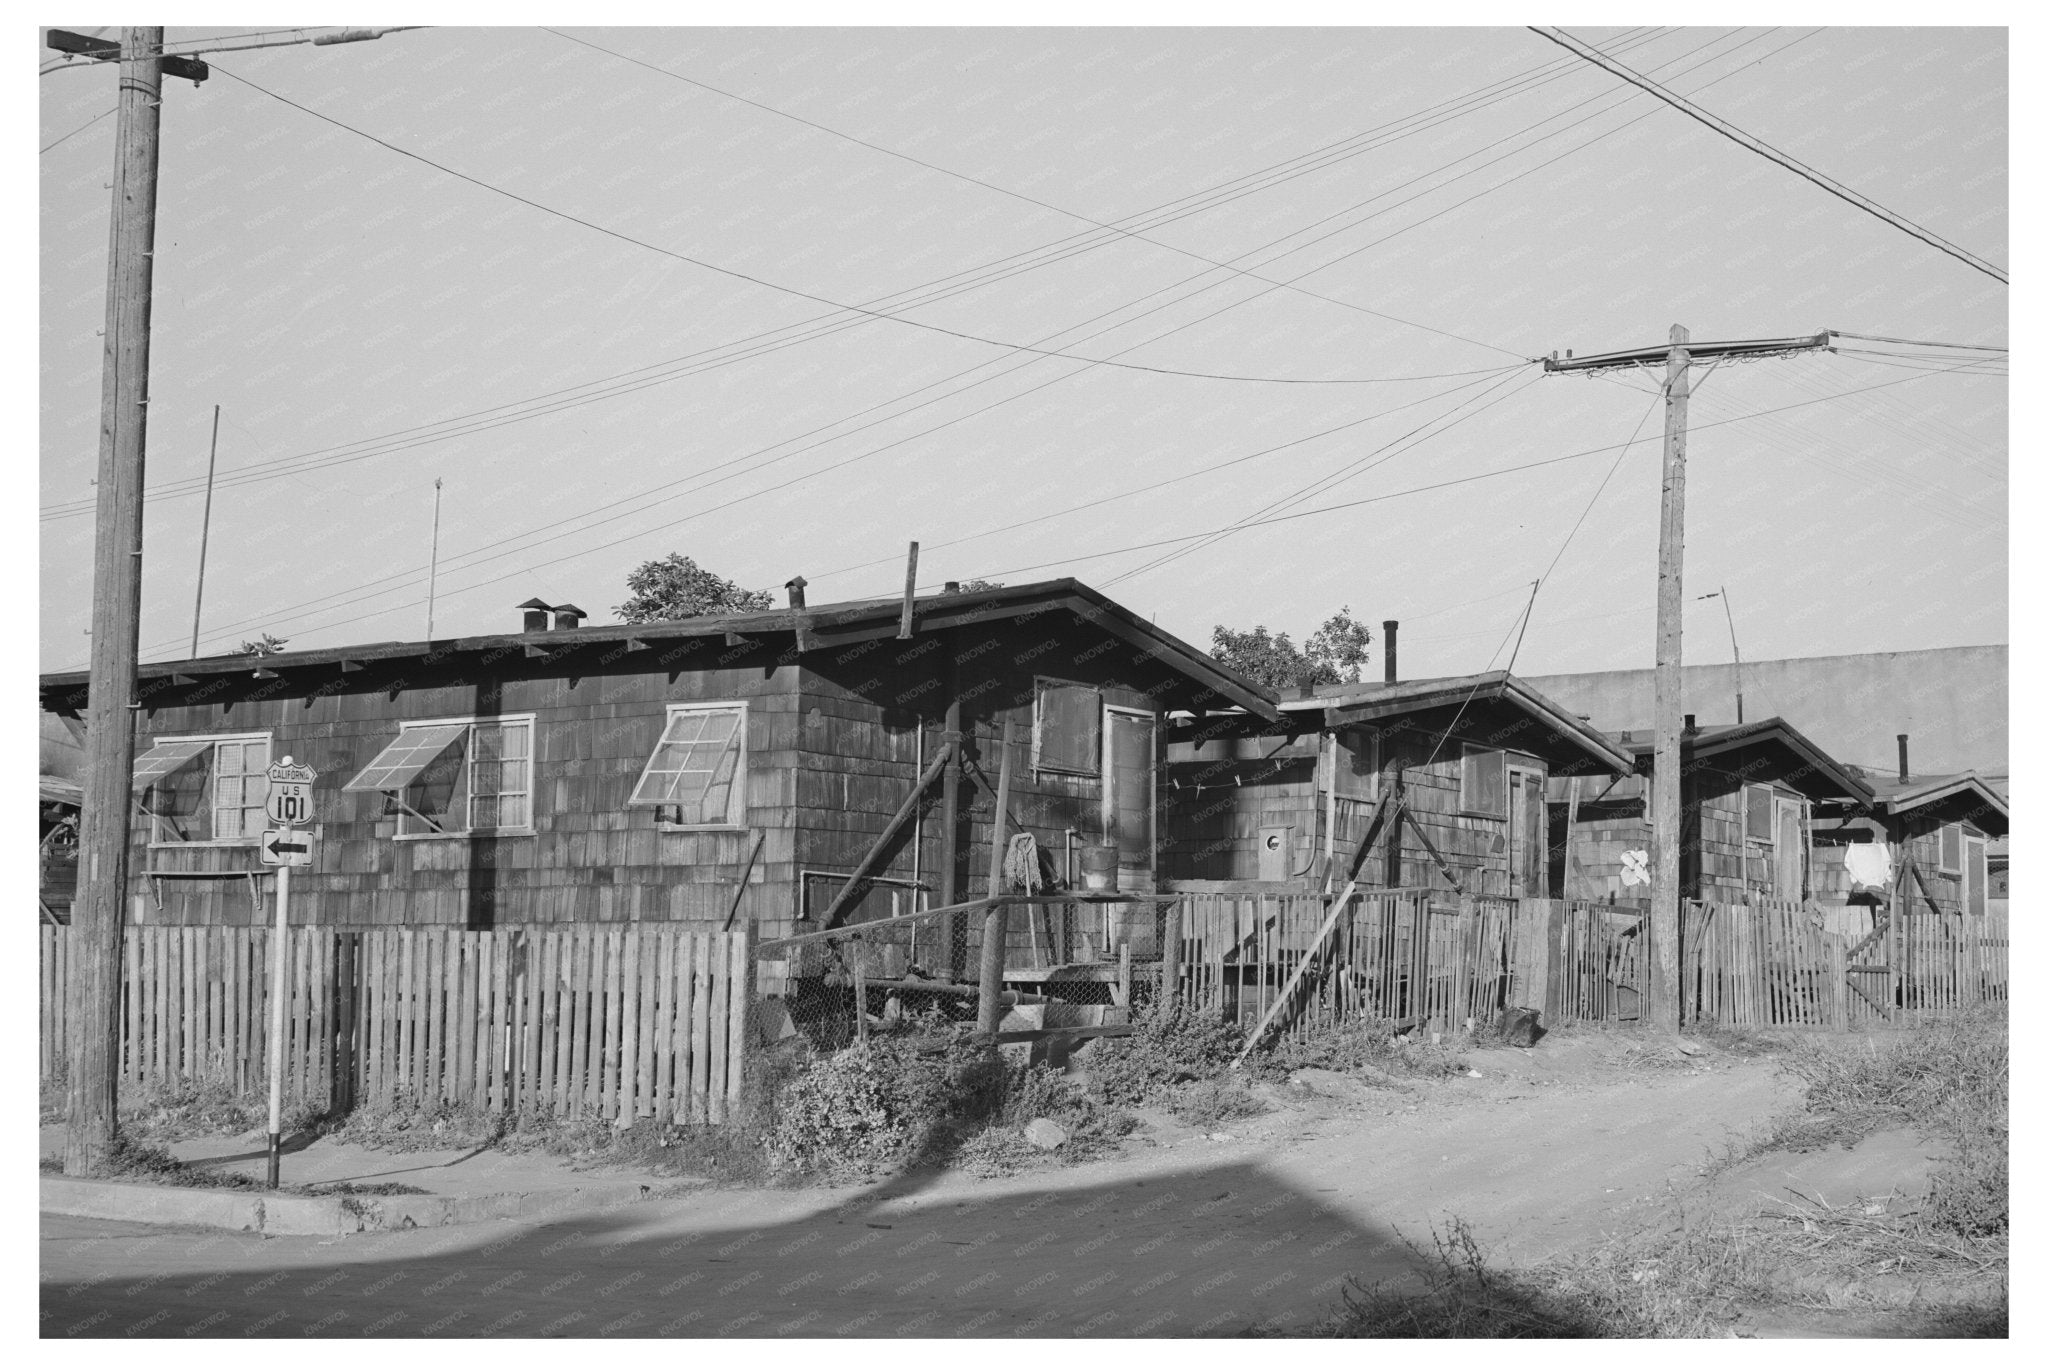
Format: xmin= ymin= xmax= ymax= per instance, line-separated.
xmin=499 ymin=794 xmax=527 ymax=828
xmin=218 ymin=744 xmax=244 ymax=776
xmin=1463 ymin=747 xmax=1504 ymax=816
xmin=1940 ymin=825 xmax=1961 ymax=870
xmin=1745 ymin=786 xmax=1775 ymax=841
xmin=631 ymin=707 xmax=745 ymax=817
xmin=1037 ymin=684 xmax=1102 ymax=775
xmin=471 ymin=796 xmax=500 ymax=829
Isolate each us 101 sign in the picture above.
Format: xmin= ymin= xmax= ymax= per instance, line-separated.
xmin=266 ymin=756 xmax=317 ymax=827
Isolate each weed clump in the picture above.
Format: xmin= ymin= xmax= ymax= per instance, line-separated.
xmin=1257 ymin=1017 xmax=1468 ymax=1082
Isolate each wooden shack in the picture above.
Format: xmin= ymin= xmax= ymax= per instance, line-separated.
xmin=1548 ymin=717 xmax=1875 ymax=905
xmin=37 ymin=579 xmax=1276 ymax=943
xmin=1810 ymin=769 xmax=2008 ymax=918
xmin=1163 ymin=672 xmax=1633 ymax=898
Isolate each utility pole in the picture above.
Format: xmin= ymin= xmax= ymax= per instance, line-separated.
xmin=67 ymin=26 xmax=164 ymax=1177
xmin=50 ymin=22 xmax=423 ymax=1178
xmin=1649 ymin=324 xmax=1689 ymax=1033
xmin=1544 ymin=327 xmax=1829 ymax=1030
xmin=190 ymin=403 xmax=220 ymax=656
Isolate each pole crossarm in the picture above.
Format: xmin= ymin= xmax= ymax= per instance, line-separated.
xmin=1544 ymin=334 xmax=1829 ymax=374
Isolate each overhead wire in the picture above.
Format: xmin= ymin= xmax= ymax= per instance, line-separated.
xmin=48 ymin=29 xmax=1690 ymax=521
xmin=39 ymin=106 xmax=114 ymax=153
xmin=153 ymin=28 xmax=1828 ymax=655
xmin=129 ymin=356 xmax=1991 ymax=665
xmin=206 ymin=62 xmax=1557 ymax=389
xmin=1532 ymin=26 xmax=2009 ymax=283
xmin=123 ymin=29 xmax=1752 ymax=642
xmin=129 ymin=28 xmax=1781 ymax=651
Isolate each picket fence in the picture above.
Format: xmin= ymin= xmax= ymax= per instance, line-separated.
xmin=1172 ymin=892 xmax=1555 ymax=1034
xmin=39 ymin=924 xmax=752 ymax=1126
xmin=1682 ymin=898 xmax=2008 ymax=1029
xmin=1162 ymin=891 xmax=2003 ymax=1038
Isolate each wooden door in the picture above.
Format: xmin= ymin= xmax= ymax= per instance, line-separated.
xmin=1507 ymin=766 xmax=1544 ymax=897
xmin=1774 ymin=798 xmax=1804 ymax=902
xmin=1103 ymin=709 xmax=1157 ymax=888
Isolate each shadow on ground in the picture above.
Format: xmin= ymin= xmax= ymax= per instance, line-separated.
xmin=43 ymin=1152 xmax=1435 ymax=1338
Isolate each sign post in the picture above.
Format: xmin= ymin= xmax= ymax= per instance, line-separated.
xmin=263 ymin=756 xmax=315 ymax=1190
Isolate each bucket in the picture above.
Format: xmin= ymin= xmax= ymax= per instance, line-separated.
xmin=1077 ymin=843 xmax=1119 ymax=892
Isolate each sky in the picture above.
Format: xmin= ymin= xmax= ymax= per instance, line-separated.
xmin=37 ymin=22 xmax=2009 ymax=684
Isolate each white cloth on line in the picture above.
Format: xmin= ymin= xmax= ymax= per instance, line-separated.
xmin=1843 ymin=841 xmax=1894 ymax=889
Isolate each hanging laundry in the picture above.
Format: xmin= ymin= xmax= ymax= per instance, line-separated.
xmin=1843 ymin=841 xmax=1894 ymax=891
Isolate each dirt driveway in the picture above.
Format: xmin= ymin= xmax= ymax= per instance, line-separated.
xmin=41 ymin=1034 xmax=1840 ymax=1338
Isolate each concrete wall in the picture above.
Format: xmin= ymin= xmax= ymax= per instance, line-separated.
xmin=1521 ymin=645 xmax=2007 ymax=776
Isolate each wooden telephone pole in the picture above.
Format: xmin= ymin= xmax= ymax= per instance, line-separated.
xmin=50 ymin=22 xmax=421 ymax=1177
xmin=1545 ymin=327 xmax=1829 ymax=1029
xmin=67 ymin=26 xmax=164 ymax=1176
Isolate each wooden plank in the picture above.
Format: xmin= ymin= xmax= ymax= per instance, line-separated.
xmin=567 ymin=930 xmax=590 ymax=1120
xmin=401 ymin=932 xmax=422 ymax=1103
xmin=691 ymin=933 xmax=713 ymax=1125
xmin=708 ymin=932 xmax=732 ymax=1125
xmin=40 ymin=928 xmax=53 ymax=1081
xmin=544 ymin=931 xmax=566 ymax=1119
xmin=639 ymin=930 xmax=660 ymax=1119
xmin=620 ymin=929 xmax=643 ymax=1122
xmin=726 ymin=927 xmax=751 ymax=1115
xmin=452 ymin=935 xmax=475 ymax=1111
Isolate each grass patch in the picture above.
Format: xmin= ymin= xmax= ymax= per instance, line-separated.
xmin=1320 ymin=1215 xmax=1776 ymax=1338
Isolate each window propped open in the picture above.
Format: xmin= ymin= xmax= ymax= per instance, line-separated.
xmin=131 ymin=739 xmax=212 ymax=790
xmin=343 ymin=723 xmax=467 ymax=794
xmin=631 ymin=705 xmax=745 ymax=826
xmin=347 ymin=718 xmax=532 ymax=836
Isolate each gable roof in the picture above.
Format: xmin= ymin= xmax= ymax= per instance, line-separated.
xmin=1859 ymin=770 xmax=2009 ymax=837
xmin=1610 ymin=717 xmax=1875 ymax=804
xmin=1307 ymin=671 xmax=1635 ymax=775
xmin=39 ymin=578 xmax=1281 ymax=723
xmin=1173 ymin=670 xmax=1633 ymax=776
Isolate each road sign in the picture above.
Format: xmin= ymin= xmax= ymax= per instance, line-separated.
xmin=266 ymin=755 xmax=317 ymax=826
xmin=259 ymin=826 xmax=313 ymax=867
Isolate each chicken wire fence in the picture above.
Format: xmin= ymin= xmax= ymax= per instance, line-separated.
xmin=753 ymin=899 xmax=1161 ymax=1052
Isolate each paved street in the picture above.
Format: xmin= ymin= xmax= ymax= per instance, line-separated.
xmin=41 ymin=1057 xmax=1794 ymax=1338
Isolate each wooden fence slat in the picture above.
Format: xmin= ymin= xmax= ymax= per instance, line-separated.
xmin=620 ymin=930 xmax=642 ymax=1124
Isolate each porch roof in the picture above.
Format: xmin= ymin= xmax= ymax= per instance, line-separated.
xmin=1860 ymin=771 xmax=2009 ymax=836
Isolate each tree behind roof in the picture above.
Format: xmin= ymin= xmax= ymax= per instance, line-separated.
xmin=1211 ymin=607 xmax=1372 ymax=690
xmin=615 ymin=553 xmax=775 ymax=623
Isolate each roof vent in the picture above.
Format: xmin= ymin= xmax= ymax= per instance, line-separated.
xmin=1683 ymin=713 xmax=1697 ymax=734
xmin=551 ymin=603 xmax=586 ymax=631
xmin=518 ymin=597 xmax=552 ymax=632
xmin=785 ymin=575 xmax=808 ymax=610
xmin=1383 ymin=620 xmax=1398 ymax=683
xmin=1898 ymin=733 xmax=1910 ymax=784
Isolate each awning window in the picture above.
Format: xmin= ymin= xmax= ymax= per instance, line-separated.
xmin=131 ymin=739 xmax=212 ymax=790
xmin=630 ymin=707 xmax=743 ymax=823
xmin=343 ymin=723 xmax=469 ymax=793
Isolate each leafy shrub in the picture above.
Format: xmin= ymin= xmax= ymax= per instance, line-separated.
xmin=766 ymin=1031 xmax=1003 ymax=1177
xmin=1085 ymin=1003 xmax=1247 ymax=1106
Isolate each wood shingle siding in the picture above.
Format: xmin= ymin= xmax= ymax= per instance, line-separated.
xmin=45 ymin=579 xmax=1269 ymax=938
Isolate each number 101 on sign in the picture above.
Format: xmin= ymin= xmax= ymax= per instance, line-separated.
xmin=266 ymin=756 xmax=317 ymax=827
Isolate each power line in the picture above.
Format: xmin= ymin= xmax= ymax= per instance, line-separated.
xmin=542 ymin=24 xmax=1601 ymax=364
xmin=40 ymin=106 xmax=114 ymax=153
xmin=1104 ymin=367 xmax=1543 ymax=586
xmin=121 ymin=354 xmax=1989 ymax=666
xmin=207 ymin=63 xmax=1530 ymax=389
xmin=1827 ymin=330 xmax=2006 ymax=353
xmin=1531 ymin=26 xmax=2009 ymax=284
xmin=117 ymin=28 xmax=1786 ymax=651
xmin=46 ymin=26 xmax=1702 ymax=522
